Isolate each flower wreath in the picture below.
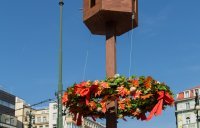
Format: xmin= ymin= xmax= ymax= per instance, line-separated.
xmin=62 ymin=75 xmax=174 ymax=126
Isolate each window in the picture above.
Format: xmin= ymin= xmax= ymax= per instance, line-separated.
xmin=37 ymin=117 xmax=41 ymax=123
xmin=43 ymin=117 xmax=47 ymax=122
xmin=186 ymin=102 xmax=190 ymax=109
xmin=186 ymin=117 xmax=190 ymax=124
xmin=45 ymin=125 xmax=49 ymax=128
xmin=10 ymin=118 xmax=15 ymax=125
xmin=0 ymin=100 xmax=15 ymax=109
xmin=32 ymin=118 xmax=35 ymax=124
xmin=185 ymin=91 xmax=190 ymax=98
xmin=90 ymin=0 xmax=96 ymax=8
xmin=53 ymin=124 xmax=56 ymax=128
xmin=53 ymin=113 xmax=57 ymax=120
xmin=53 ymin=104 xmax=57 ymax=110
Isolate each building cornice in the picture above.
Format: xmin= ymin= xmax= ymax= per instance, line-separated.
xmin=175 ymin=108 xmax=196 ymax=113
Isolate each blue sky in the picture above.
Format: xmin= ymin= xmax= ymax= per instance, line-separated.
xmin=1 ymin=0 xmax=200 ymax=128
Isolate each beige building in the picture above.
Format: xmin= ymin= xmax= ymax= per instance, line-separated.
xmin=15 ymin=99 xmax=105 ymax=128
xmin=34 ymin=108 xmax=49 ymax=128
xmin=15 ymin=97 xmax=30 ymax=128
xmin=15 ymin=97 xmax=49 ymax=128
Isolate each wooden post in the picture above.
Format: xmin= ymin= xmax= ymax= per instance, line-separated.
xmin=105 ymin=22 xmax=117 ymax=128
xmin=106 ymin=22 xmax=116 ymax=77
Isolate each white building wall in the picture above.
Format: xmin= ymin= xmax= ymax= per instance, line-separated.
xmin=176 ymin=99 xmax=200 ymax=128
xmin=49 ymin=102 xmax=57 ymax=128
xmin=49 ymin=102 xmax=105 ymax=128
xmin=177 ymin=100 xmax=195 ymax=111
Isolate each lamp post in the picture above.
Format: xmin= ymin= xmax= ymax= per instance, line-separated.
xmin=195 ymin=90 xmax=200 ymax=128
xmin=57 ymin=0 xmax=64 ymax=128
xmin=27 ymin=110 xmax=34 ymax=128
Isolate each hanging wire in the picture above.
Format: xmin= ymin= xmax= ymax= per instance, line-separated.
xmin=82 ymin=50 xmax=89 ymax=81
xmin=128 ymin=9 xmax=135 ymax=76
xmin=82 ymin=34 xmax=92 ymax=81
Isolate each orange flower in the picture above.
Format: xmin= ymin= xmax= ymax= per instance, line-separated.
xmin=88 ymin=101 xmax=97 ymax=111
xmin=93 ymin=80 xmax=99 ymax=86
xmin=74 ymin=82 xmax=88 ymax=95
xmin=144 ymin=76 xmax=152 ymax=88
xmin=62 ymin=92 xmax=68 ymax=104
xmin=100 ymin=101 xmax=107 ymax=113
xmin=118 ymin=102 xmax=125 ymax=110
xmin=118 ymin=98 xmax=131 ymax=110
xmin=100 ymin=82 xmax=110 ymax=88
xmin=117 ymin=86 xmax=130 ymax=97
xmin=133 ymin=90 xmax=142 ymax=99
xmin=132 ymin=79 xmax=139 ymax=87
xmin=132 ymin=111 xmax=140 ymax=116
xmin=94 ymin=82 xmax=109 ymax=97
xmin=141 ymin=94 xmax=153 ymax=100
xmin=124 ymin=98 xmax=131 ymax=108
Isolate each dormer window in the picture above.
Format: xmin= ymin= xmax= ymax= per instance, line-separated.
xmin=185 ymin=91 xmax=190 ymax=98
xmin=90 ymin=0 xmax=96 ymax=8
xmin=186 ymin=116 xmax=190 ymax=124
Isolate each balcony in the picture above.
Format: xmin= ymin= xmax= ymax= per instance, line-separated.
xmin=0 ymin=114 xmax=17 ymax=128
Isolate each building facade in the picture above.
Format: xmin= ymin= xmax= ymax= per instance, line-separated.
xmin=49 ymin=102 xmax=105 ymax=128
xmin=15 ymin=97 xmax=34 ymax=128
xmin=175 ymin=86 xmax=200 ymax=128
xmin=48 ymin=102 xmax=57 ymax=128
xmin=49 ymin=102 xmax=80 ymax=128
xmin=15 ymin=97 xmax=49 ymax=128
xmin=0 ymin=89 xmax=17 ymax=128
xmin=15 ymin=100 xmax=105 ymax=128
xmin=83 ymin=118 xmax=105 ymax=128
xmin=34 ymin=108 xmax=49 ymax=128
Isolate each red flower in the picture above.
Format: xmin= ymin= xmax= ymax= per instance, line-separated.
xmin=74 ymin=82 xmax=98 ymax=105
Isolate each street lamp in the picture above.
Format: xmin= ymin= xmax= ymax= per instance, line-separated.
xmin=195 ymin=90 xmax=200 ymax=128
xmin=57 ymin=0 xmax=64 ymax=128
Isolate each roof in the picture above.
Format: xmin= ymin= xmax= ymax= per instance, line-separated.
xmin=178 ymin=85 xmax=200 ymax=93
xmin=0 ymin=89 xmax=15 ymax=97
xmin=176 ymin=85 xmax=200 ymax=101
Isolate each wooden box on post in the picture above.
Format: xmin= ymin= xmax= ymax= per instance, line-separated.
xmin=83 ymin=0 xmax=138 ymax=36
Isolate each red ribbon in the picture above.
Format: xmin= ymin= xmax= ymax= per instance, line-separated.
xmin=146 ymin=91 xmax=174 ymax=121
xmin=72 ymin=113 xmax=83 ymax=126
xmin=75 ymin=82 xmax=98 ymax=105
